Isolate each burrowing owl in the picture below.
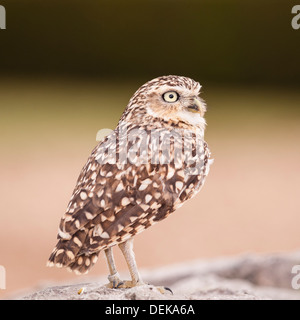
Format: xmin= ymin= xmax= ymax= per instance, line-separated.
xmin=47 ymin=75 xmax=212 ymax=291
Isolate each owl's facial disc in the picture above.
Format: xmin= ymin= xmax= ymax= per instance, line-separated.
xmin=162 ymin=91 xmax=204 ymax=116
xmin=146 ymin=86 xmax=206 ymax=128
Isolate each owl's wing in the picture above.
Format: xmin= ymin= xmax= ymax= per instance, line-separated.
xmin=56 ymin=129 xmax=159 ymax=245
xmin=50 ymin=128 xmax=210 ymax=271
xmin=59 ymin=128 xmax=211 ymax=239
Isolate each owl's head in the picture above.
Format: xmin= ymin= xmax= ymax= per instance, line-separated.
xmin=124 ymin=75 xmax=207 ymax=131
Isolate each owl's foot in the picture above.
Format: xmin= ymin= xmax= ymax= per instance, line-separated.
xmin=106 ymin=273 xmax=145 ymax=289
xmin=78 ymin=283 xmax=172 ymax=295
xmin=112 ymin=280 xmax=142 ymax=289
xmin=105 ymin=272 xmax=125 ymax=289
xmin=106 ymin=276 xmax=173 ymax=295
xmin=116 ymin=282 xmax=173 ymax=295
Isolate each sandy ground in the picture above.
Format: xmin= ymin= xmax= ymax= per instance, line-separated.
xmin=0 ymin=80 xmax=299 ymax=299
xmin=17 ymin=252 xmax=300 ymax=300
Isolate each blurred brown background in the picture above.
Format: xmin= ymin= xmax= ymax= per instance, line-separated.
xmin=0 ymin=0 xmax=300 ymax=297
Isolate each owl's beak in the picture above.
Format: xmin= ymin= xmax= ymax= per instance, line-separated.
xmin=186 ymin=97 xmax=206 ymax=116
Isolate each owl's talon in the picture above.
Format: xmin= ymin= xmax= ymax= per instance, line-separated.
xmin=156 ymin=286 xmax=173 ymax=295
xmin=164 ymin=286 xmax=173 ymax=295
xmin=114 ymin=280 xmax=138 ymax=289
xmin=115 ymin=281 xmax=125 ymax=289
xmin=106 ymin=281 xmax=122 ymax=289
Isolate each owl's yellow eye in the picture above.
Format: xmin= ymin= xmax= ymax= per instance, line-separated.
xmin=162 ymin=91 xmax=179 ymax=103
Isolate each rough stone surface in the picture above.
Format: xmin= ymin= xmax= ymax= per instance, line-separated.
xmin=18 ymin=252 xmax=300 ymax=300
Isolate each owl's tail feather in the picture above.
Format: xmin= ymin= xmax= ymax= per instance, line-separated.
xmin=67 ymin=252 xmax=100 ymax=275
xmin=47 ymin=229 xmax=99 ymax=274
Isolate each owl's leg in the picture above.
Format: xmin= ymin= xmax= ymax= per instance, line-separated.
xmin=118 ymin=238 xmax=144 ymax=287
xmin=104 ymin=247 xmax=123 ymax=289
xmin=117 ymin=239 xmax=172 ymax=294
